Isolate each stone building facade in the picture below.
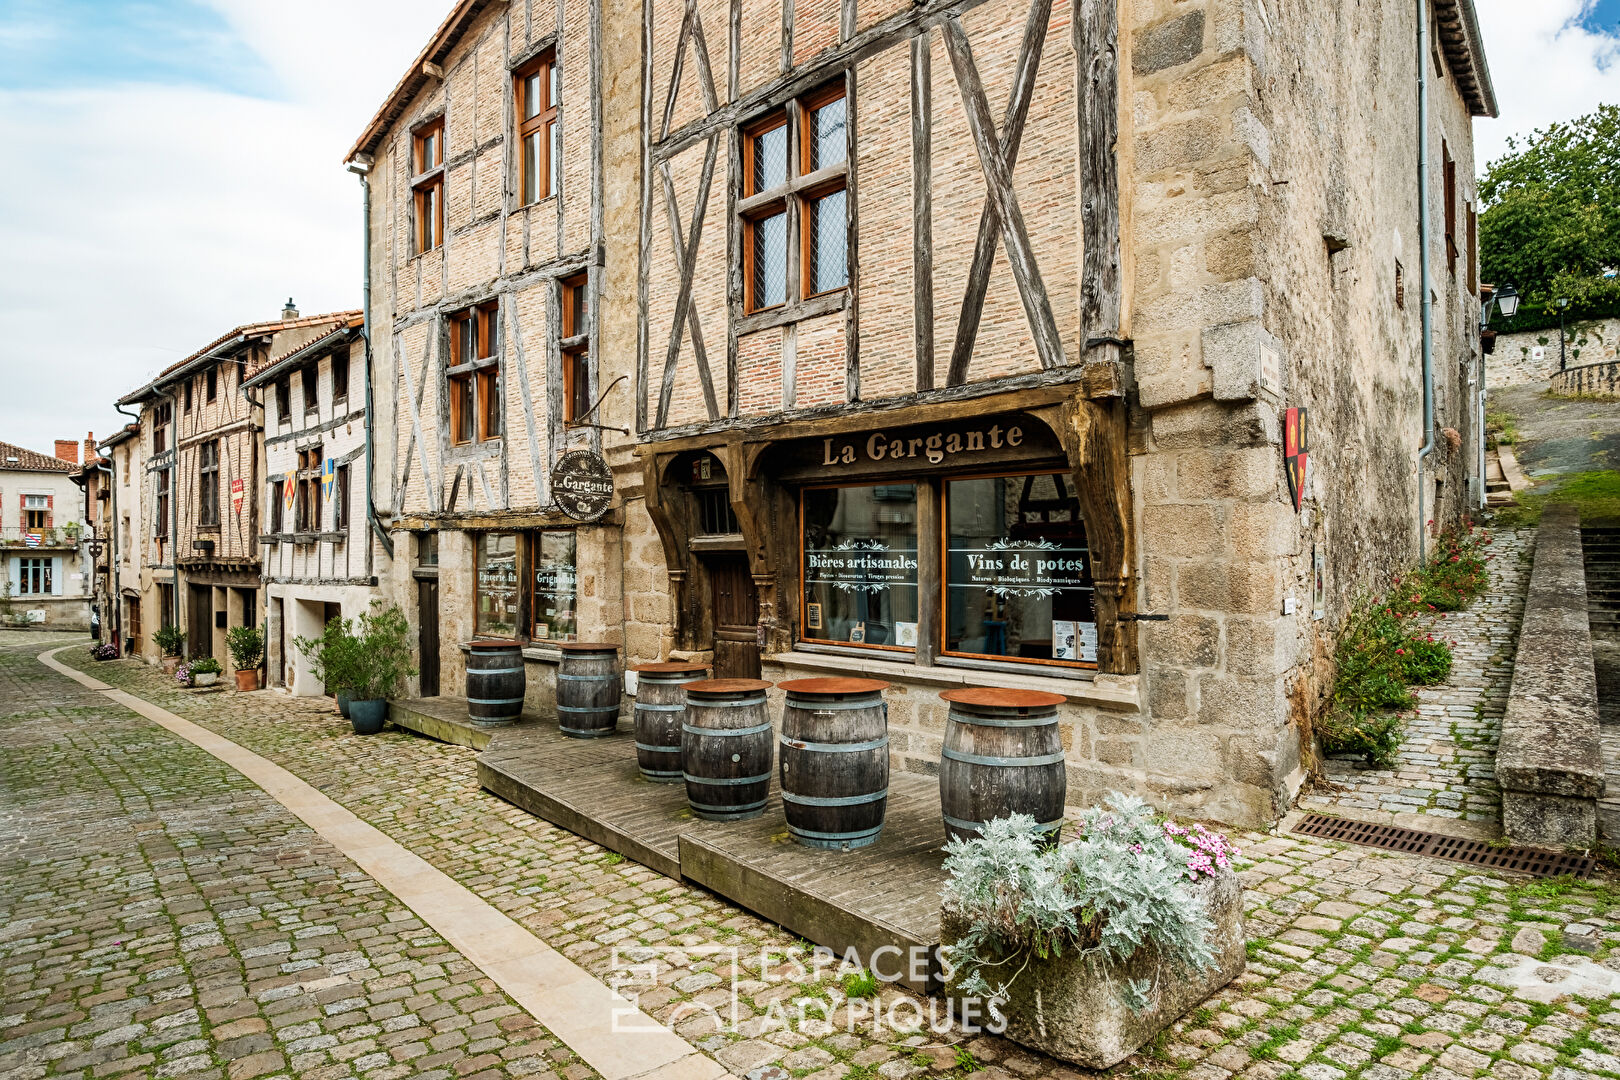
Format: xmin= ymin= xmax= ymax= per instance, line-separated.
xmin=0 ymin=440 xmax=91 ymax=631
xmin=348 ymin=0 xmax=641 ymax=708
xmin=94 ymin=424 xmax=145 ymax=654
xmin=244 ymin=317 xmax=381 ymax=695
xmin=115 ymin=305 xmax=357 ymax=672
xmin=350 ymin=0 xmax=1496 ymax=827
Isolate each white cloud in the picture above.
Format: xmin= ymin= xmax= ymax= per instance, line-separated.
xmin=1473 ymin=0 xmax=1620 ymax=166
xmin=0 ymin=1 xmax=446 ymax=456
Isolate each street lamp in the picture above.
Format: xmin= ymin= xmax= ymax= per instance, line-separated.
xmin=1494 ymin=283 xmax=1519 ymax=320
xmin=1557 ymin=297 xmax=1572 ymax=370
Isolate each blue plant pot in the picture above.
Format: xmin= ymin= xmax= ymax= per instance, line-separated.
xmin=336 ymin=692 xmax=353 ymax=719
xmin=348 ymin=699 xmax=387 ymax=735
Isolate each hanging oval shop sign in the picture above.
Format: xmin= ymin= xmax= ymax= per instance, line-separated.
xmin=553 ymin=449 xmax=614 ymax=522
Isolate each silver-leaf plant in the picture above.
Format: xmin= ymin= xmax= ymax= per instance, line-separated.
xmin=939 ymin=793 xmax=1219 ymax=1014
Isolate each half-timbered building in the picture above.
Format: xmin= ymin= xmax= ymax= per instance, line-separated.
xmin=115 ymin=304 xmax=357 ymax=675
xmin=347 ymin=0 xmax=641 ymax=705
xmin=244 ymin=316 xmax=380 ymax=695
xmin=627 ymin=0 xmax=1499 ymax=825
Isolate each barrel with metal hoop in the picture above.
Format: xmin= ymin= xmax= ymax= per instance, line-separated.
xmin=555 ymin=642 xmax=621 ymax=738
xmin=466 ymin=639 xmax=526 ymax=727
xmin=938 ymin=688 xmax=1067 ymax=842
xmin=778 ymin=678 xmax=890 ymax=850
xmin=630 ymin=662 xmax=709 ymax=782
xmin=682 ymin=679 xmax=774 ymax=821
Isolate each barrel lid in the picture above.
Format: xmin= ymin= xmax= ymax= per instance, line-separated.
xmin=780 ymin=677 xmax=888 ymax=696
xmin=940 ymin=687 xmax=1066 ymax=709
xmin=631 ymin=662 xmax=710 ymax=675
xmin=469 ymin=638 xmax=521 ymax=649
xmin=687 ymin=678 xmax=773 ymax=695
xmin=556 ymin=641 xmax=620 ymax=652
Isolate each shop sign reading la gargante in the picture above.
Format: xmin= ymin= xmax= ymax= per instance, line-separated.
xmin=820 ymin=422 xmax=1032 ymax=467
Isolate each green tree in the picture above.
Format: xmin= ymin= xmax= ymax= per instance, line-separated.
xmin=1480 ymin=103 xmax=1620 ymax=333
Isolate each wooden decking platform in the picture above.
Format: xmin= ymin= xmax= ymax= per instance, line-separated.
xmin=390 ymin=696 xmax=536 ymax=751
xmin=475 ymin=718 xmax=950 ymax=992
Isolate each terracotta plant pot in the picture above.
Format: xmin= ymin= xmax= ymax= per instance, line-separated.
xmin=161 ymin=657 xmax=180 ymax=675
xmin=348 ymin=699 xmax=387 ymax=735
xmin=235 ymin=669 xmax=261 ymax=692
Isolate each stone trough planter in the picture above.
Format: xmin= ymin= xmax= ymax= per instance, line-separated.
xmin=940 ymin=867 xmax=1246 ymax=1069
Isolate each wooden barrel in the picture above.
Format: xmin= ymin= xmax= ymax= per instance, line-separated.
xmin=939 ymin=688 xmax=1067 ymax=842
xmin=778 ymin=678 xmax=890 ymax=850
xmin=466 ymin=640 xmax=525 ymax=727
xmin=630 ymin=662 xmax=709 ymax=782
xmin=682 ymin=679 xmax=774 ymax=821
xmin=556 ymin=643 xmax=621 ymax=738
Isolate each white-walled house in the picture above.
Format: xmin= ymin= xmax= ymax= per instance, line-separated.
xmin=1 ymin=440 xmax=91 ymax=630
xmin=244 ymin=316 xmax=379 ymax=695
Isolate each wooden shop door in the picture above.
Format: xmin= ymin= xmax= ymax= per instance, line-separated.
xmin=708 ymin=554 xmax=760 ymax=680
xmin=417 ymin=577 xmax=441 ymax=697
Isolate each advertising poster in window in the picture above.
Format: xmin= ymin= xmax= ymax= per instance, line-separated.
xmin=946 ymin=474 xmax=1096 ymax=665
xmin=801 ymin=485 xmax=919 ymax=648
xmin=476 ymin=533 xmax=519 ymax=637
xmin=532 ymin=531 xmax=578 ymax=641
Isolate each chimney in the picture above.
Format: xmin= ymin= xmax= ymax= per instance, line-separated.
xmin=84 ymin=431 xmax=96 ymax=463
xmin=282 ymin=297 xmax=299 ymax=320
xmin=55 ymin=439 xmax=79 ymax=464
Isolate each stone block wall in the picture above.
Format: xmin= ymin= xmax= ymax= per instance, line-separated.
xmin=1490 ymin=320 xmax=1620 ymax=389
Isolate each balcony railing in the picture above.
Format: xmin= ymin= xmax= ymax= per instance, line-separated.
xmin=0 ymin=527 xmax=83 ymax=549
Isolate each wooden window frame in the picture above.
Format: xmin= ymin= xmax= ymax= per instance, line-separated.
xmin=274 ymin=379 xmax=291 ymax=424
xmin=528 ymin=529 xmax=579 ymax=643
xmin=412 ymin=118 xmax=445 ymax=255
xmin=335 ymin=464 xmax=351 ymax=532
xmin=515 ymin=50 xmax=559 ymax=207
xmin=797 ymin=481 xmax=919 ymax=655
xmin=447 ymin=301 xmax=502 ymax=445
xmin=183 ymin=379 xmax=193 ymax=412
xmin=560 ymin=273 xmax=592 ymax=423
xmin=206 ymin=366 xmax=217 ymax=403
xmin=739 ymin=81 xmax=849 ymax=315
xmin=153 ymin=403 xmax=172 ymax=454
xmin=1466 ymin=204 xmax=1478 ymax=295
xmin=198 ymin=440 xmax=220 ymax=527
xmin=267 ymin=478 xmax=283 ymax=533
xmin=1443 ymin=140 xmax=1457 ymax=271
xmin=155 ymin=469 xmax=170 ymax=538
xmin=332 ymin=352 xmax=349 ymax=404
xmin=295 ymin=447 xmax=323 ymax=533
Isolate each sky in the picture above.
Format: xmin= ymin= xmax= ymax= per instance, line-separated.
xmin=0 ymin=0 xmax=1617 ymax=458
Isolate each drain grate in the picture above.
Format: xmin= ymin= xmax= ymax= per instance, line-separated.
xmin=1293 ymin=813 xmax=1595 ymax=878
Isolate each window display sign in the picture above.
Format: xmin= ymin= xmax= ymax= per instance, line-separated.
xmin=476 ymin=533 xmax=519 ymax=637
xmin=945 ymin=473 xmax=1095 ymax=666
xmin=801 ymin=484 xmax=919 ymax=648
xmin=531 ymin=531 xmax=577 ymax=641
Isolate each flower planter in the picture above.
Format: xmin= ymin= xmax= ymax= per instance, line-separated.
xmin=234 ymin=669 xmax=261 ymax=692
xmin=192 ymin=672 xmax=220 ymax=687
xmin=336 ymin=692 xmax=353 ymax=719
xmin=940 ymin=867 xmax=1246 ymax=1069
xmin=161 ymin=657 xmax=180 ymax=675
xmin=348 ymin=699 xmax=388 ymax=735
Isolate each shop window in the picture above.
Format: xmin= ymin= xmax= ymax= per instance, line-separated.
xmin=448 ymin=301 xmax=501 ymax=444
xmin=944 ymin=473 xmax=1095 ymax=667
xmin=800 ymin=484 xmax=919 ymax=650
xmin=476 ymin=532 xmax=520 ymax=637
xmin=560 ymin=274 xmax=591 ymax=422
xmin=17 ymin=557 xmax=53 ymax=595
xmin=740 ymin=81 xmax=849 ymax=314
xmin=530 ymin=531 xmax=577 ymax=642
xmin=515 ymin=50 xmax=559 ymax=206
xmin=413 ymin=119 xmax=445 ymax=255
xmin=198 ymin=440 xmax=219 ymax=526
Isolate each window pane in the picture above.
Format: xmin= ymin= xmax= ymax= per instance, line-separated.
xmin=452 ymin=375 xmax=474 ymax=442
xmin=523 ymin=72 xmax=542 ymax=120
xmin=752 ymin=123 xmax=788 ymax=192
xmin=801 ymin=485 xmax=919 ymax=647
xmin=945 ymin=474 xmax=1096 ymax=663
xmin=752 ymin=212 xmax=787 ymax=308
xmin=476 ymin=533 xmax=520 ymax=638
xmin=550 ymin=60 xmax=560 ymax=108
xmin=481 ymin=369 xmax=503 ymax=439
xmin=456 ymin=316 xmax=477 ymax=365
xmin=548 ymin=120 xmax=560 ymax=197
xmin=810 ymin=96 xmax=846 ymax=170
xmin=568 ymin=351 xmax=592 ymax=419
xmin=532 ymin=531 xmax=577 ymax=641
xmin=523 ymin=132 xmax=542 ymax=204
xmin=809 ymin=188 xmax=847 ymax=294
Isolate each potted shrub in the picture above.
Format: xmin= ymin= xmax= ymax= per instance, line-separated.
xmin=939 ymin=795 xmax=1246 ymax=1069
xmin=293 ymin=616 xmax=360 ymax=715
xmin=154 ymin=624 xmax=185 ymax=674
xmin=188 ymin=657 xmax=223 ymax=687
xmin=345 ymin=602 xmax=415 ymax=735
xmin=92 ymin=641 xmax=120 ymax=661
xmin=226 ymin=625 xmax=264 ymax=691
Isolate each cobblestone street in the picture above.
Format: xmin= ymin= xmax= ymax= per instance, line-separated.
xmin=6 ymin=630 xmax=1620 ymax=1080
xmin=1304 ymin=528 xmax=1533 ymax=830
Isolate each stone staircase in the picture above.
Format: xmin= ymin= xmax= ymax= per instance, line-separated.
xmin=1487 ymin=451 xmax=1515 ymax=508
xmin=1582 ymin=524 xmax=1620 ymax=844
